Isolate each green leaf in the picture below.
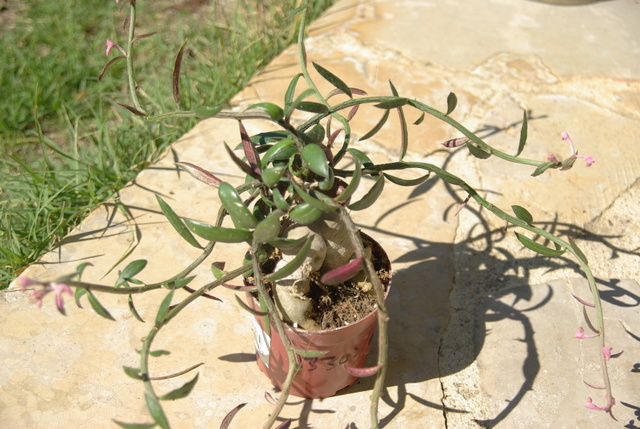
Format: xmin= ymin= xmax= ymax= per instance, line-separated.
xmin=515 ymin=232 xmax=566 ymax=257
xmin=569 ymin=237 xmax=589 ymax=264
xmin=170 ymin=276 xmax=196 ymax=288
xmin=531 ymin=161 xmax=556 ymax=177
xmin=115 ymin=260 xmax=148 ymax=287
xmin=128 ymin=295 xmax=145 ymax=323
xmin=349 ymin=175 xmax=385 ymax=210
xmin=292 ymin=183 xmax=337 ymax=213
xmin=236 ymin=295 xmax=270 ymax=316
xmin=87 ymin=291 xmax=115 ymax=321
xmin=155 ymin=290 xmax=175 ymax=327
xmin=261 ymin=139 xmax=297 ymax=168
xmin=293 ymin=349 xmax=328 ymax=358
xmin=335 ymin=157 xmax=362 ymax=202
xmin=312 ymin=62 xmax=352 ymax=98
xmin=304 ymin=123 xmax=325 ymax=145
xmin=347 ymin=148 xmax=374 ymax=167
xmin=159 ymin=374 xmax=199 ymax=400
xmin=296 ymin=101 xmax=328 ymax=114
xmin=112 ymin=420 xmax=157 ymax=429
xmin=288 ymin=202 xmax=322 ymax=225
xmin=74 ymin=288 xmax=88 ymax=308
xmin=511 ymin=205 xmax=534 ymax=224
xmin=445 ymin=92 xmax=457 ymax=116
xmin=247 ymin=102 xmax=284 ymax=122
xmin=390 ymin=81 xmax=408 ymax=160
xmin=123 ymin=366 xmax=145 ymax=380
xmin=253 ymin=211 xmax=283 ymax=243
xmin=268 ymin=235 xmax=309 ymax=250
xmin=272 ymin=187 xmax=291 ymax=211
xmin=185 ymin=219 xmax=253 ymax=243
xmin=266 ymin=236 xmax=314 ymax=281
xmin=149 ymin=350 xmax=171 ymax=357
xmin=145 ymin=392 xmax=170 ymax=429
xmin=261 ymin=165 xmax=287 ymax=188
xmin=156 ymin=195 xmax=202 ymax=249
xmin=413 ymin=112 xmax=426 ymax=125
xmin=467 ymin=144 xmax=491 ymax=159
xmin=516 ymin=110 xmax=528 ymax=157
xmin=284 ymin=73 xmax=303 ymax=106
xmin=218 ymin=182 xmax=259 ymax=229
xmin=301 ymin=143 xmax=330 ymax=178
xmin=360 ymin=109 xmax=390 ymax=141
xmin=434 ymin=170 xmax=465 ymax=186
xmin=383 ymin=172 xmax=431 ymax=186
xmin=374 ymin=98 xmax=408 ymax=109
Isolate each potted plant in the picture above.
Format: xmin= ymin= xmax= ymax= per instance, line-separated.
xmin=15 ymin=1 xmax=619 ymax=428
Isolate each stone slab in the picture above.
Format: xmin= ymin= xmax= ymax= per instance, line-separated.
xmin=2 ymin=0 xmax=640 ymax=427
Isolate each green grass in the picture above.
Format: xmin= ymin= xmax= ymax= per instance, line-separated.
xmin=0 ymin=0 xmax=335 ymax=288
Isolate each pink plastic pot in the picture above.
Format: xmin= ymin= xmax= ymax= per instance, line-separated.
xmin=247 ymin=233 xmax=391 ymax=399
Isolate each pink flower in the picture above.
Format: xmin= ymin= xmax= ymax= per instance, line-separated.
xmin=547 ymin=132 xmax=595 ymax=169
xmin=584 ymin=395 xmax=617 ymax=419
xmin=105 ymin=39 xmax=126 ymax=57
xmin=574 ymin=327 xmax=599 ymax=339
xmin=18 ymin=276 xmax=73 ymax=315
xmin=602 ymin=347 xmax=623 ymax=361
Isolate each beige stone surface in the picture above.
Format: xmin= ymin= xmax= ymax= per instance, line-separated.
xmin=2 ymin=0 xmax=640 ymax=428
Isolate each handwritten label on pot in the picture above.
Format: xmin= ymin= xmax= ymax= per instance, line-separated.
xmin=252 ymin=317 xmax=271 ymax=367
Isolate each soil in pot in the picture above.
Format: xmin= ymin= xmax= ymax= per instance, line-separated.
xmin=245 ymin=232 xmax=391 ymax=398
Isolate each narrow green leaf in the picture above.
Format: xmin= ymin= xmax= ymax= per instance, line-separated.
xmin=156 ymin=195 xmax=202 ymax=249
xmin=467 ymin=144 xmax=491 ymax=159
xmin=235 ymin=295 xmax=270 ymax=316
xmin=128 ymin=295 xmax=145 ymax=323
xmin=374 ymin=98 xmax=408 ymax=109
xmin=74 ymin=288 xmax=88 ymax=308
xmin=266 ymin=236 xmax=314 ymax=281
xmin=155 ymin=290 xmax=175 ymax=327
xmin=144 ymin=392 xmax=170 ymax=429
xmin=569 ymin=237 xmax=589 ymax=264
xmin=301 ymin=143 xmax=330 ymax=178
xmin=218 ymin=182 xmax=259 ymax=229
xmin=360 ymin=109 xmax=390 ymax=141
xmin=515 ymin=232 xmax=566 ymax=257
xmin=292 ymin=183 xmax=337 ymax=212
xmin=516 ymin=110 xmax=528 ymax=157
xmin=272 ymin=188 xmax=291 ymax=211
xmin=170 ymin=276 xmax=196 ymax=288
xmin=349 ymin=175 xmax=385 ymax=210
xmin=116 ymin=260 xmax=148 ymax=287
xmin=383 ymin=172 xmax=431 ymax=186
xmin=123 ymin=366 xmax=145 ymax=380
xmin=389 ymin=81 xmax=409 ymax=160
xmin=149 ymin=350 xmax=171 ymax=357
xmin=312 ymin=62 xmax=352 ymax=98
xmin=413 ymin=112 xmax=426 ymax=125
xmin=445 ymin=92 xmax=457 ymax=116
xmin=531 ymin=161 xmax=556 ymax=177
xmin=434 ymin=170 xmax=465 ymax=186
xmin=297 ymin=101 xmax=328 ymax=114
xmin=347 ymin=148 xmax=374 ymax=167
xmin=511 ymin=205 xmax=534 ymax=224
xmin=112 ymin=420 xmax=156 ymax=429
xmin=159 ymin=374 xmax=199 ymax=400
xmin=87 ymin=291 xmax=115 ymax=321
xmin=284 ymin=73 xmax=303 ymax=106
xmin=293 ymin=348 xmax=328 ymax=358
xmin=335 ymin=157 xmax=362 ymax=202
xmin=185 ymin=220 xmax=253 ymax=243
xmin=268 ymin=235 xmax=309 ymax=250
